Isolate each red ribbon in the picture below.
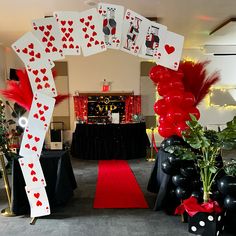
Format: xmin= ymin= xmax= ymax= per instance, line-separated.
xmin=175 ymin=196 xmax=222 ymax=217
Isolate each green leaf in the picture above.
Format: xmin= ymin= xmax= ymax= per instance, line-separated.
xmin=209 ymin=166 xmax=217 ymax=174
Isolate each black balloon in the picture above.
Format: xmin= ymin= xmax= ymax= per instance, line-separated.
xmin=218 ymin=176 xmax=236 ymax=196
xmin=161 ymin=160 xmax=178 ymax=175
xmin=172 ymin=175 xmax=188 ymax=187
xmin=211 ymin=190 xmax=223 ymax=202
xmin=180 ymin=166 xmax=198 ymax=178
xmin=191 ymin=191 xmax=203 ymax=202
xmin=175 ymin=186 xmax=191 ymax=199
xmin=167 ymin=154 xmax=181 ymax=167
xmin=224 ymin=195 xmax=236 ymax=210
xmin=160 ymin=135 xmax=186 ymax=150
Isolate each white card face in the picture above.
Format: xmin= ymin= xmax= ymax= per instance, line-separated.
xmin=25 ymin=186 xmax=50 ymax=218
xmin=12 ymin=32 xmax=54 ymax=69
xmin=154 ymin=31 xmax=184 ymax=71
xmin=32 ymin=17 xmax=65 ymax=61
xmin=26 ymin=66 xmax=57 ymax=97
xmin=139 ymin=22 xmax=167 ymax=59
xmin=53 ymin=11 xmax=81 ymax=55
xmin=18 ymin=157 xmax=46 ymax=189
xmin=78 ymin=8 xmax=107 ymax=56
xmin=121 ymin=9 xmax=150 ymax=56
xmin=19 ymin=125 xmax=45 ymax=158
xmin=27 ymin=92 xmax=55 ymax=132
xmin=97 ymin=3 xmax=124 ymax=49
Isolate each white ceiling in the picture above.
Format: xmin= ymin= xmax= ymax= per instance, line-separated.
xmin=1 ymin=0 xmax=236 ymax=48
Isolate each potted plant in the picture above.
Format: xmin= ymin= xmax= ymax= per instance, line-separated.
xmin=165 ymin=114 xmax=236 ymax=235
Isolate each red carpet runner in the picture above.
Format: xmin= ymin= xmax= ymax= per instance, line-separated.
xmin=93 ymin=160 xmax=149 ymax=208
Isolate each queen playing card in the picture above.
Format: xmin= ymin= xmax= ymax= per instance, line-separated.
xmin=121 ymin=9 xmax=150 ymax=56
xmin=32 ymin=17 xmax=64 ymax=61
xmin=78 ymin=8 xmax=107 ymax=56
xmin=154 ymin=30 xmax=184 ymax=71
xmin=97 ymin=3 xmax=124 ymax=49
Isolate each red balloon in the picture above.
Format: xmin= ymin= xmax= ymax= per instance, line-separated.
xmin=153 ymin=99 xmax=167 ymax=115
xmin=149 ymin=65 xmax=169 ymax=83
xmin=186 ymin=107 xmax=200 ymax=120
xmin=158 ymin=115 xmax=166 ymax=125
xmin=175 ymin=121 xmax=189 ymax=137
xmin=182 ymin=92 xmax=196 ymax=108
xmin=165 ymin=90 xmax=184 ymax=106
xmin=166 ymin=107 xmax=186 ymax=123
xmin=157 ymin=83 xmax=170 ymax=96
xmin=158 ymin=121 xmax=176 ymax=138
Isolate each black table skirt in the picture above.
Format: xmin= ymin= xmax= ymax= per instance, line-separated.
xmin=11 ymin=150 xmax=77 ymax=215
xmin=71 ymin=123 xmax=150 ymax=160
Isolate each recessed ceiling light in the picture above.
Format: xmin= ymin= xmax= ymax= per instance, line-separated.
xmin=84 ymin=0 xmax=98 ymax=7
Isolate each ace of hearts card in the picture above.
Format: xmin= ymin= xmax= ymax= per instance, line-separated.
xmin=19 ymin=157 xmax=46 ymax=189
xmin=97 ymin=3 xmax=124 ymax=49
xmin=154 ymin=30 xmax=184 ymax=71
xmin=139 ymin=21 xmax=167 ymax=59
xmin=32 ymin=17 xmax=64 ymax=61
xmin=121 ymin=9 xmax=150 ymax=56
xmin=25 ymin=186 xmax=50 ymax=217
xmin=78 ymin=8 xmax=107 ymax=56
xmin=12 ymin=32 xmax=54 ymax=69
xmin=53 ymin=11 xmax=81 ymax=55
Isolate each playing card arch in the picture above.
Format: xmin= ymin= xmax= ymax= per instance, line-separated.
xmin=10 ymin=4 xmax=184 ymax=218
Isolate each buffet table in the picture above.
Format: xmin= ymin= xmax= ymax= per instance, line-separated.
xmin=11 ymin=150 xmax=77 ymax=215
xmin=71 ymin=122 xmax=150 ymax=160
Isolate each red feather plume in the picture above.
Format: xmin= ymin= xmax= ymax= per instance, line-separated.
xmin=179 ymin=61 xmax=220 ymax=105
xmin=0 ymin=68 xmax=70 ymax=110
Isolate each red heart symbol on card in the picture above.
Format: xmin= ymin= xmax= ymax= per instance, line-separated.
xmin=101 ymin=41 xmax=104 ymax=45
xmin=35 ymin=53 xmax=41 ymax=58
xmin=32 ymin=177 xmax=38 ymax=182
xmin=39 ymin=110 xmax=44 ymax=115
xmin=85 ymin=21 xmax=90 ymax=27
xmin=69 ymin=44 xmax=74 ymax=49
xmin=45 ymin=83 xmax=50 ymax=88
xmin=61 ymin=20 xmax=66 ymax=26
xmin=90 ymin=37 xmax=94 ymax=42
xmin=68 ymin=20 xmax=73 ymax=26
xmin=28 ymin=163 xmax=34 ymax=168
xmin=25 ymin=144 xmax=30 ymax=149
xmin=84 ymin=34 xmax=89 ymax=39
xmin=34 ymin=113 xmax=39 ymax=118
xmin=63 ymin=44 xmax=67 ymax=48
xmin=95 ymin=40 xmax=99 ymax=45
xmin=68 ymin=28 xmax=73 ymax=33
xmin=37 ymin=103 xmax=42 ymax=108
xmin=16 ymin=49 xmax=20 ymax=53
xmin=22 ymin=48 xmax=28 ymax=54
xmin=80 ymin=18 xmax=85 ymax=23
xmin=46 ymin=25 xmax=52 ymax=30
xmin=90 ymin=25 xmax=95 ymax=30
xmin=43 ymin=76 xmax=48 ymax=81
xmin=33 ymin=26 xmax=38 ymax=30
xmin=174 ymin=62 xmax=178 ymax=65
xmin=47 ymin=42 xmax=53 ymax=47
xmin=164 ymin=44 xmax=175 ymax=54
xmin=44 ymin=105 xmax=49 ymax=111
xmin=31 ymin=170 xmax=36 ymax=175
xmin=34 ymin=193 xmax=40 ymax=199
xmin=49 ymin=35 xmax=55 ymax=41
xmin=36 ymin=200 xmax=42 ymax=206
xmin=32 ymin=146 xmax=37 ymax=152
xmin=88 ymin=15 xmax=92 ymax=21
xmin=45 ymin=48 xmax=50 ymax=53
xmin=42 ymin=37 xmax=47 ymax=42
xmin=40 ymin=116 xmax=46 ymax=122
xmin=39 ymin=26 xmax=44 ymax=31
xmin=62 ymin=36 xmax=67 ymax=41
xmin=28 ymin=43 xmax=34 ymax=49
xmin=87 ymin=43 xmax=92 ymax=48
xmin=37 ymin=84 xmax=42 ymax=90
xmin=33 ymin=70 xmax=38 ymax=75
xmin=69 ymin=37 xmax=74 ymax=42
xmin=76 ymin=45 xmax=79 ymax=49
xmin=27 ymin=134 xmax=33 ymax=139
xmin=40 ymin=68 xmax=46 ymax=74
xmin=44 ymin=31 xmax=50 ymax=37
xmin=65 ymin=33 xmax=70 ymax=38
xmin=126 ymin=16 xmax=130 ymax=20
xmin=92 ymin=31 xmax=97 ymax=37
xmin=116 ymin=39 xmax=120 ymax=43
xmin=29 ymin=57 xmax=35 ymax=62
xmin=99 ymin=10 xmax=102 ymax=14
xmin=35 ymin=137 xmax=40 ymax=142
xmin=82 ymin=27 xmax=87 ymax=32
xmin=61 ymin=28 xmax=66 ymax=33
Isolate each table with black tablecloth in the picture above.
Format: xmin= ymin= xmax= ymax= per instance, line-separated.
xmin=11 ymin=150 xmax=77 ymax=215
xmin=71 ymin=123 xmax=150 ymax=160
